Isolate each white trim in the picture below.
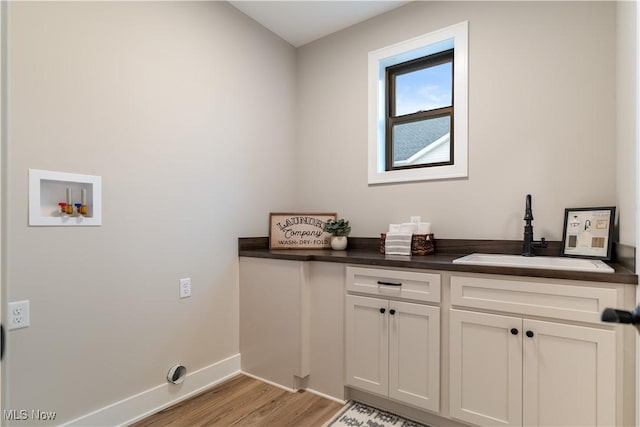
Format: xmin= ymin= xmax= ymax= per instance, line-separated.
xmin=240 ymin=370 xmax=299 ymax=393
xmin=636 ymin=2 xmax=640 ymax=426
xmin=368 ymin=21 xmax=468 ymax=184
xmin=61 ymin=354 xmax=241 ymax=427
xmin=0 ymin=0 xmax=5 ymax=418
xmin=240 ymin=371 xmax=347 ymax=404
xmin=305 ymin=387 xmax=348 ymax=405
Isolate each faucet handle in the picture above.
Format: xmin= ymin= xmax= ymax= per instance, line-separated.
xmin=524 ymin=194 xmax=534 ymax=220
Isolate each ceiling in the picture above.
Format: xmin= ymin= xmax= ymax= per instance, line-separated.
xmin=228 ymin=1 xmax=411 ymax=47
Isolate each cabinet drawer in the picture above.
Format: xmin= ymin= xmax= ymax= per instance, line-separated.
xmin=346 ymin=266 xmax=440 ymax=303
xmin=451 ymin=275 xmax=618 ymax=324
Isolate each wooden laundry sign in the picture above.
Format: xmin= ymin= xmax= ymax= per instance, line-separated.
xmin=269 ymin=212 xmax=336 ymax=249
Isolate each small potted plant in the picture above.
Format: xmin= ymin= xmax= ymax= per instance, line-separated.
xmin=323 ymin=218 xmax=351 ymax=250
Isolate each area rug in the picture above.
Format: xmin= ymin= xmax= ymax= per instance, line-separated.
xmin=326 ymin=401 xmax=429 ymax=427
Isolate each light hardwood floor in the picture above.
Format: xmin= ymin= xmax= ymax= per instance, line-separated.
xmin=130 ymin=374 xmax=344 ymax=427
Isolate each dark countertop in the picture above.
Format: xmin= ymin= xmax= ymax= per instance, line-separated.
xmin=239 ymin=237 xmax=638 ymax=285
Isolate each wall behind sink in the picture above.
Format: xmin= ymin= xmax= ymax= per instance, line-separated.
xmin=296 ymin=1 xmax=624 ymax=242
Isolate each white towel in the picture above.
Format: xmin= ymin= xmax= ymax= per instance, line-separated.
xmin=385 ymin=232 xmax=412 ymax=256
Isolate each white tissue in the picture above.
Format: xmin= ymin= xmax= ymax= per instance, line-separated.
xmin=400 ymin=223 xmax=418 ymax=233
xmin=389 ymin=222 xmax=432 ymax=234
xmin=417 ymin=222 xmax=431 ymax=234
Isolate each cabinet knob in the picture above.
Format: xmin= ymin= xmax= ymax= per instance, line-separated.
xmin=380 ymin=308 xmax=386 ymax=314
xmin=390 ymin=309 xmax=396 ymax=315
xmin=526 ymin=330 xmax=534 ymax=338
xmin=510 ymin=328 xmax=519 ymax=335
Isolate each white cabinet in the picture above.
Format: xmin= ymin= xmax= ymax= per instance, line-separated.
xmin=239 ymin=256 xmax=633 ymax=427
xmin=345 ymin=295 xmax=388 ymax=396
xmin=449 ymin=310 xmax=522 ymax=426
xmin=389 ymin=299 xmax=440 ymax=410
xmin=345 ymin=267 xmax=441 ymax=413
xmin=450 ymin=275 xmax=618 ymax=427
xmin=346 ymin=266 xmax=441 ymax=303
xmin=521 ymin=319 xmax=615 ymax=427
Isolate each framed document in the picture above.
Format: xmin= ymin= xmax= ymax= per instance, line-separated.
xmin=561 ymin=207 xmax=615 ymax=260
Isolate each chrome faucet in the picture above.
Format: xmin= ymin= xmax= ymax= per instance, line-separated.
xmin=522 ymin=194 xmax=547 ymax=256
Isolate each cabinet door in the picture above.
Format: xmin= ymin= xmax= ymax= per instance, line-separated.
xmin=389 ymin=301 xmax=440 ymax=412
xmin=450 ymin=309 xmax=523 ymax=426
xmin=522 ymin=319 xmax=616 ymax=427
xmin=345 ymin=294 xmax=388 ymax=396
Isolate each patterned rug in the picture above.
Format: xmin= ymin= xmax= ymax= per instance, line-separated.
xmin=326 ymin=401 xmax=429 ymax=427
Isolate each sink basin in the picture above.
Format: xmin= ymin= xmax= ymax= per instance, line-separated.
xmin=453 ymin=253 xmax=614 ymax=273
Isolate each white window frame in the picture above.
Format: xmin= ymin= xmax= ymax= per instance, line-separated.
xmin=368 ymin=21 xmax=468 ymax=184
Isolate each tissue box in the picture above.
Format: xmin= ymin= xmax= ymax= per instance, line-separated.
xmin=380 ymin=233 xmax=435 ymax=255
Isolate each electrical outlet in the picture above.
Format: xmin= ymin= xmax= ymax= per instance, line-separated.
xmin=179 ymin=278 xmax=191 ymax=298
xmin=8 ymin=300 xmax=30 ymax=330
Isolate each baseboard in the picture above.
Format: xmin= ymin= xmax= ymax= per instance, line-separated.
xmin=240 ymin=370 xmax=298 ymax=393
xmin=61 ymin=354 xmax=241 ymax=427
xmin=305 ymin=387 xmax=347 ymax=404
xmin=240 ymin=371 xmax=346 ymax=404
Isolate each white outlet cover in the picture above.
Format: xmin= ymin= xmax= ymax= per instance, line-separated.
xmin=179 ymin=278 xmax=191 ymax=298
xmin=8 ymin=300 xmax=30 ymax=330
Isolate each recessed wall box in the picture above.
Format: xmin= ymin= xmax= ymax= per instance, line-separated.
xmin=29 ymin=169 xmax=102 ymax=226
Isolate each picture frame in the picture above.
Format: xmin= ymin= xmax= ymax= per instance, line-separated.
xmin=269 ymin=212 xmax=337 ymax=249
xmin=561 ymin=206 xmax=615 ymax=260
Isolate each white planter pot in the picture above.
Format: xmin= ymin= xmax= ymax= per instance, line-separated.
xmin=331 ymin=236 xmax=348 ymax=250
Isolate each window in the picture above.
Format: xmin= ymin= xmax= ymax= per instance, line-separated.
xmin=386 ymin=49 xmax=454 ymax=170
xmin=368 ymin=21 xmax=468 ymax=184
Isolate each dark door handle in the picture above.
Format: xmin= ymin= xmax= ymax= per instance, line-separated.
xmin=602 ymin=306 xmax=640 ymax=324
xmin=1 ymin=324 xmax=5 ymax=360
xmin=526 ymin=330 xmax=534 ymax=338
xmin=377 ymin=281 xmax=402 ymax=287
xmin=510 ymin=328 xmax=519 ymax=335
xmin=389 ymin=309 xmax=396 ymax=315
xmin=379 ymin=308 xmax=386 ymax=314
xmin=602 ymin=305 xmax=640 ymax=334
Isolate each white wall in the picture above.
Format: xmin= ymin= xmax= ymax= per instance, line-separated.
xmin=617 ymin=0 xmax=638 ymax=246
xmin=296 ymin=1 xmax=618 ymax=241
xmin=0 ymin=0 xmax=5 ymax=412
xmin=4 ymin=1 xmax=296 ymax=423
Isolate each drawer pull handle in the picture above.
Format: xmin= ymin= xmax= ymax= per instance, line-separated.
xmin=377 ymin=281 xmax=402 ymax=287
xmin=510 ymin=328 xmax=519 ymax=335
xmin=379 ymin=308 xmax=386 ymax=314
xmin=390 ymin=309 xmax=396 ymax=315
xmin=526 ymin=330 xmax=534 ymax=338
